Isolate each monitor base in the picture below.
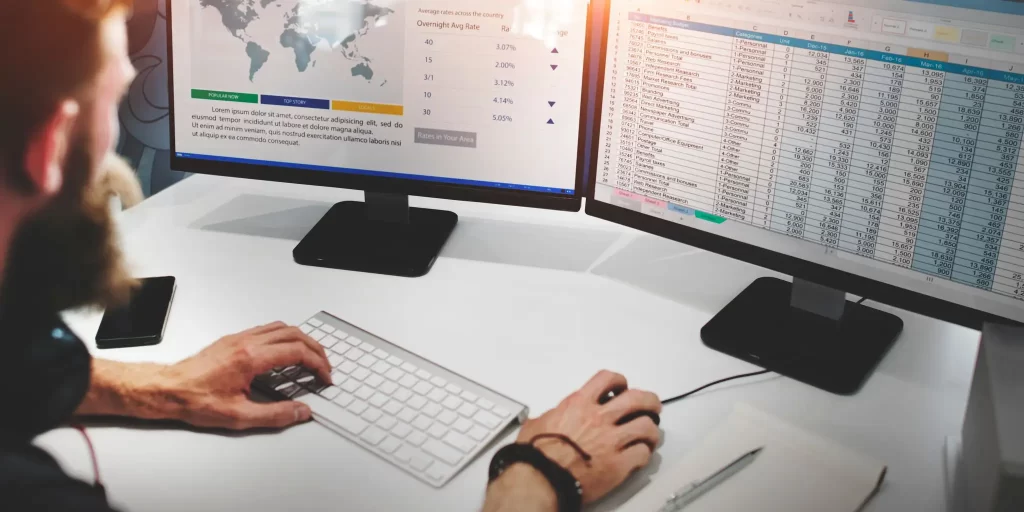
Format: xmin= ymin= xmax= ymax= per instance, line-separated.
xmin=701 ymin=277 xmax=903 ymax=395
xmin=294 ymin=194 xmax=457 ymax=278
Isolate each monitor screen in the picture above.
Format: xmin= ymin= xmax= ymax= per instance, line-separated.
xmin=168 ymin=0 xmax=589 ymax=196
xmin=592 ymin=0 xmax=1024 ymax=323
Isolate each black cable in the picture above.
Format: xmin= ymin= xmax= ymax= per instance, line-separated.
xmin=660 ymin=368 xmax=772 ymax=406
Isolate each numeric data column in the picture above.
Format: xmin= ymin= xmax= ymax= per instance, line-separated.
xmin=994 ymin=82 xmax=1024 ymax=299
xmin=635 ymin=25 xmax=731 ymax=211
xmin=954 ymin=80 xmax=1024 ymax=289
xmin=771 ymin=47 xmax=827 ymax=238
xmin=914 ymin=74 xmax=987 ymax=279
xmin=754 ymin=45 xmax=790 ymax=230
xmin=809 ymin=53 xmax=863 ymax=248
xmin=610 ymin=18 xmax=647 ymax=192
xmin=715 ymin=37 xmax=772 ymax=223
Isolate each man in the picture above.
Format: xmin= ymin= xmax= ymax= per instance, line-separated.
xmin=0 ymin=1 xmax=662 ymax=510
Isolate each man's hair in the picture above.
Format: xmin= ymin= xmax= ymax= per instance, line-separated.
xmin=0 ymin=0 xmax=132 ymax=191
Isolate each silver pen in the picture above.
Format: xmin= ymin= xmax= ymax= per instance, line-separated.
xmin=657 ymin=447 xmax=764 ymax=512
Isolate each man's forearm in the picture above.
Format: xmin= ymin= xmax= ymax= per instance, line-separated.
xmin=482 ymin=464 xmax=558 ymax=512
xmin=74 ymin=359 xmax=180 ymax=420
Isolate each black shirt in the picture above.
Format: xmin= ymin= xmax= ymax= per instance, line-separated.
xmin=0 ymin=318 xmax=117 ymax=511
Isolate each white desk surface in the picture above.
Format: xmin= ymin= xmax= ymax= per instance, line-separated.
xmin=37 ymin=174 xmax=980 ymax=512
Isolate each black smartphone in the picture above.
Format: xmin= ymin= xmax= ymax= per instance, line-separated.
xmin=96 ymin=276 xmax=176 ymax=349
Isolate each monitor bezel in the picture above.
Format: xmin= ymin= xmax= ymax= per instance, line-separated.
xmin=584 ymin=0 xmax=1019 ymax=329
xmin=166 ymin=1 xmax=592 ymax=212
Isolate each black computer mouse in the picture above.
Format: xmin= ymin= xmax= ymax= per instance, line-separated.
xmin=598 ymin=387 xmax=662 ymax=426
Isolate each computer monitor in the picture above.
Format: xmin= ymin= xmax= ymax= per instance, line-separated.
xmin=167 ymin=0 xmax=592 ymax=277
xmin=587 ymin=0 xmax=1024 ymax=394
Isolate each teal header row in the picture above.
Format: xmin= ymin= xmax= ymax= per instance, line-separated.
xmin=629 ymin=13 xmax=1024 ymax=85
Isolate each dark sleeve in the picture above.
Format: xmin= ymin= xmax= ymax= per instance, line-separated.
xmin=0 ymin=444 xmax=119 ymax=512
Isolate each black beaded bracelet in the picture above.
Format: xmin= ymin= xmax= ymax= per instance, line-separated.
xmin=488 ymin=438 xmax=585 ymax=512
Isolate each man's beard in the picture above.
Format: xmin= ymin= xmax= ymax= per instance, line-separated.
xmin=0 ymin=139 xmax=137 ymax=331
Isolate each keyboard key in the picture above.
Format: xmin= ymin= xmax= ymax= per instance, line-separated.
xmin=333 ymin=392 xmax=354 ymax=408
xmin=477 ymin=398 xmax=495 ymax=410
xmin=445 ymin=383 xmax=463 ymax=395
xmin=360 ymin=341 xmax=377 ymax=351
xmin=309 ymin=329 xmax=327 ymax=341
xmin=350 ymin=367 xmax=371 ymax=381
xmin=468 ymin=426 xmax=489 ymax=441
xmin=299 ymin=324 xmax=314 ymax=334
xmin=397 ymin=408 xmax=418 ymax=423
xmin=412 ymin=381 xmax=434 ymax=396
xmin=307 ymin=319 xmax=323 ymax=327
xmin=492 ymin=406 xmax=511 ymax=418
xmin=295 ymin=394 xmax=366 ymax=435
xmin=399 ymin=374 xmax=419 ymax=388
xmin=473 ymin=411 xmax=501 ymax=429
xmin=453 ymin=417 xmax=473 ymax=434
xmin=457 ymin=403 xmax=479 ymax=418
xmin=379 ymin=381 xmax=399 ymax=395
xmin=379 ymin=436 xmax=401 ymax=454
xmin=437 ymin=410 xmax=458 ymax=426
xmin=320 ymin=325 xmax=335 ymax=334
xmin=421 ymin=402 xmax=443 ymax=418
xmin=338 ymin=361 xmax=359 ymax=374
xmin=442 ymin=396 xmax=464 ymax=410
xmin=345 ymin=348 xmax=366 ymax=361
xmin=331 ymin=371 xmax=346 ymax=384
xmin=409 ymin=453 xmax=433 ymax=472
xmin=328 ymin=353 xmax=344 ymax=368
xmin=427 ymin=423 xmax=448 ymax=439
xmin=372 ymin=361 xmax=392 ymax=374
xmin=386 ymin=355 xmax=403 ymax=366
xmin=373 ymin=348 xmax=389 ymax=359
xmin=369 ymin=392 xmax=390 ymax=408
xmin=411 ymin=415 xmax=433 ymax=431
xmin=423 ymin=439 xmax=462 ymax=465
xmin=319 ymin=386 xmax=341 ymax=400
xmin=430 ymin=376 xmax=448 ymax=388
xmin=392 ymin=388 xmax=413 ymax=403
xmin=364 ymin=374 xmax=385 ymax=388
xmin=377 ymin=415 xmax=397 ymax=431
xmin=354 ymin=386 xmax=375 ymax=401
xmin=361 ymin=408 xmax=382 ymax=423
xmin=360 ymin=426 xmax=387 ymax=446
xmin=394 ymin=445 xmax=415 ymax=463
xmin=330 ymin=344 xmax=349 ymax=356
xmin=320 ymin=335 xmax=339 ymax=349
xmin=358 ymin=354 xmax=379 ymax=368
xmin=340 ymin=380 xmax=361 ymax=393
xmin=385 ymin=368 xmax=405 ymax=381
xmin=427 ymin=388 xmax=448 ymax=403
xmin=391 ymin=422 xmax=413 ymax=439
xmin=401 ymin=362 xmax=418 ymax=373
xmin=382 ymin=400 xmax=403 ymax=415
xmin=407 ymin=395 xmax=427 ymax=410
xmin=460 ymin=390 xmax=480 ymax=402
xmin=346 ymin=336 xmax=362 ymax=347
xmin=415 ymin=369 xmax=432 ymax=380
xmin=406 ymin=431 xmax=428 ymax=447
xmin=334 ymin=330 xmax=349 ymax=339
xmin=426 ymin=465 xmax=449 ymax=482
xmin=443 ymin=431 xmax=477 ymax=454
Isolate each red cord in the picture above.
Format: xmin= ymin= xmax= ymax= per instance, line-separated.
xmin=72 ymin=424 xmax=105 ymax=493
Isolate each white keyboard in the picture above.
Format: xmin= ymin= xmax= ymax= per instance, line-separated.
xmin=252 ymin=312 xmax=528 ymax=487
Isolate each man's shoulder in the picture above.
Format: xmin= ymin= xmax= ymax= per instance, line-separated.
xmin=0 ymin=442 xmax=117 ymax=512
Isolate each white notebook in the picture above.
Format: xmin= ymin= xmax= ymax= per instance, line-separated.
xmin=624 ymin=404 xmax=887 ymax=512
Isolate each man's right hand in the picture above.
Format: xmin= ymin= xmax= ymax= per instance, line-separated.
xmin=485 ymin=370 xmax=662 ymax=510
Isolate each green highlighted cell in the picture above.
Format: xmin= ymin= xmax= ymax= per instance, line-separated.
xmin=990 ymin=34 xmax=1016 ymax=52
xmin=191 ymin=89 xmax=258 ymax=103
xmin=695 ymin=210 xmax=727 ymax=224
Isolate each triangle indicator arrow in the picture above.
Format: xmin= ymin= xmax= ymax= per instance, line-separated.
xmin=547 ymin=119 xmax=555 ymax=124
xmin=548 ymin=101 xmax=556 ymax=107
xmin=551 ymin=48 xmax=559 ymax=53
xmin=550 ymin=64 xmax=559 ymax=70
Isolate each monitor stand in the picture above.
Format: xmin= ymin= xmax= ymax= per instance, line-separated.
xmin=701 ymin=277 xmax=903 ymax=395
xmin=293 ymin=192 xmax=458 ymax=277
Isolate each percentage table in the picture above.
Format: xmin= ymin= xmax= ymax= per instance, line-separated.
xmin=599 ymin=13 xmax=1024 ymax=299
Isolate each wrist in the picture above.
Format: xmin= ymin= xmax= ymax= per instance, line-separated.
xmin=485 ymin=463 xmax=558 ymax=512
xmin=75 ymin=359 xmax=181 ymax=421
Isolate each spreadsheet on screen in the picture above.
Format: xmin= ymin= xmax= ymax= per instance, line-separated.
xmin=594 ymin=0 xmax=1024 ymax=321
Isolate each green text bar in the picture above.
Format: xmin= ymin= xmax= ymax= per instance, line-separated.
xmin=191 ymin=89 xmax=258 ymax=103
